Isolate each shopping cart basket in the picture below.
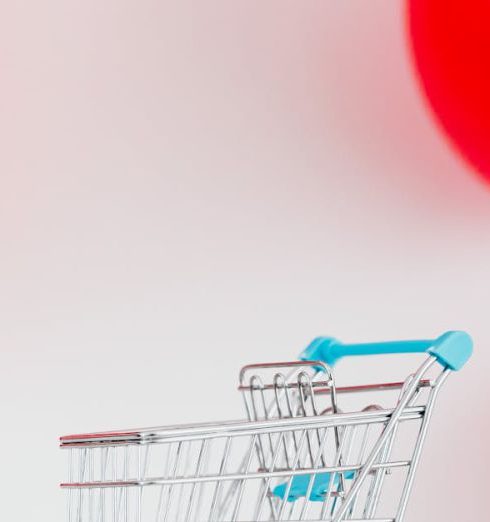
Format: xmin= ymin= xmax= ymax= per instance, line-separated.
xmin=60 ymin=330 xmax=472 ymax=522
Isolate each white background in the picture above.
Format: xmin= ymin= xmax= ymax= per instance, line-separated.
xmin=1 ymin=1 xmax=488 ymax=520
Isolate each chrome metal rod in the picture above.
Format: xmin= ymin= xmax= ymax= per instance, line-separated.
xmin=60 ymin=407 xmax=425 ymax=448
xmin=61 ymin=460 xmax=411 ymax=489
xmin=332 ymin=357 xmax=437 ymax=522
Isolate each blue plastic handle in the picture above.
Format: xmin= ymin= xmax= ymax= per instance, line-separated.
xmin=300 ymin=331 xmax=472 ymax=371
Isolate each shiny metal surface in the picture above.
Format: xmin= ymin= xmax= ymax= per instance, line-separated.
xmin=61 ymin=355 xmax=454 ymax=521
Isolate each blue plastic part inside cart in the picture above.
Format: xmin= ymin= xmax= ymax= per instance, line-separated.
xmin=272 ymin=471 xmax=355 ymax=502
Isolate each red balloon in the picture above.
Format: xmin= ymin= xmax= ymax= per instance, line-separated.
xmin=407 ymin=0 xmax=490 ymax=181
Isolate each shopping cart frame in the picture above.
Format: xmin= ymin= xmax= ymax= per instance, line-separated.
xmin=60 ymin=331 xmax=472 ymax=522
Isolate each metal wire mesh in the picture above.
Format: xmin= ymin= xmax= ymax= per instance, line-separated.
xmin=61 ymin=355 xmax=448 ymax=522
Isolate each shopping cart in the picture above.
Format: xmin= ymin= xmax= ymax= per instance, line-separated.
xmin=60 ymin=330 xmax=472 ymax=522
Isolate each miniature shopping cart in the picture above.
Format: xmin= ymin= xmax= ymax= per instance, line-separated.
xmin=60 ymin=330 xmax=472 ymax=522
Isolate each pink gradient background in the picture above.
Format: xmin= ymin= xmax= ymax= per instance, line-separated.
xmin=1 ymin=1 xmax=488 ymax=520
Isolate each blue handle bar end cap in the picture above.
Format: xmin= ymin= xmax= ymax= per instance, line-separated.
xmin=299 ymin=337 xmax=341 ymax=367
xmin=429 ymin=331 xmax=473 ymax=371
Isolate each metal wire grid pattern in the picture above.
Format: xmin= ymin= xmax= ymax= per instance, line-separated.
xmin=61 ymin=356 xmax=448 ymax=522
